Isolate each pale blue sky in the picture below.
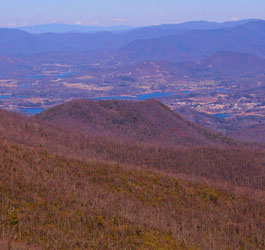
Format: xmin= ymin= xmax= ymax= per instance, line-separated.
xmin=0 ymin=0 xmax=264 ymax=27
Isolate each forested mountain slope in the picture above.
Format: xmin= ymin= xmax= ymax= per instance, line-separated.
xmin=36 ymin=99 xmax=235 ymax=146
xmin=0 ymin=141 xmax=264 ymax=249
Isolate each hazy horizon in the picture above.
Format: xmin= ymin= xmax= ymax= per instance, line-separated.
xmin=1 ymin=0 xmax=265 ymax=28
xmin=0 ymin=18 xmax=264 ymax=31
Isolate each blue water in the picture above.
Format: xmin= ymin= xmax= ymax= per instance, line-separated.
xmin=92 ymin=92 xmax=173 ymax=101
xmin=24 ymin=72 xmax=75 ymax=79
xmin=210 ymin=113 xmax=231 ymax=118
xmin=19 ymin=84 xmax=32 ymax=88
xmin=20 ymin=107 xmax=44 ymax=115
xmin=53 ymin=72 xmax=76 ymax=78
xmin=181 ymin=90 xmax=191 ymax=94
xmin=216 ymin=88 xmax=229 ymax=92
xmin=136 ymin=92 xmax=172 ymax=100
xmin=0 ymin=95 xmax=11 ymax=99
xmin=0 ymin=73 xmax=8 ymax=76
xmin=24 ymin=75 xmax=46 ymax=79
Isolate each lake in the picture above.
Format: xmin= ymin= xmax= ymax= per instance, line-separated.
xmin=24 ymin=72 xmax=75 ymax=79
xmin=216 ymin=88 xmax=229 ymax=92
xmin=136 ymin=92 xmax=173 ymax=100
xmin=20 ymin=107 xmax=44 ymax=115
xmin=0 ymin=95 xmax=11 ymax=99
xmin=180 ymin=90 xmax=191 ymax=94
xmin=210 ymin=113 xmax=231 ymax=118
xmin=19 ymin=84 xmax=32 ymax=88
xmin=24 ymin=75 xmax=46 ymax=79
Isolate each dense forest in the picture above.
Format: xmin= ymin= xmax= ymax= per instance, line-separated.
xmin=0 ymin=100 xmax=264 ymax=249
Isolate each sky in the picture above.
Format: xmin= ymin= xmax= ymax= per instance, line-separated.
xmin=0 ymin=0 xmax=264 ymax=27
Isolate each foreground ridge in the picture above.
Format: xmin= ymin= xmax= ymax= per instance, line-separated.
xmin=0 ymin=142 xmax=264 ymax=249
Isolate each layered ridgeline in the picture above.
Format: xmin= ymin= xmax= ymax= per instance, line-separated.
xmin=36 ymin=99 xmax=234 ymax=146
xmin=0 ymin=100 xmax=264 ymax=249
xmin=1 ymin=20 xmax=265 ymax=62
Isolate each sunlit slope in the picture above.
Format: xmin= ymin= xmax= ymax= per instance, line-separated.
xmin=0 ymin=141 xmax=264 ymax=249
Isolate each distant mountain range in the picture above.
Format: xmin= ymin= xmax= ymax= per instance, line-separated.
xmin=14 ymin=19 xmax=258 ymax=34
xmin=117 ymin=20 xmax=265 ymax=62
xmin=0 ymin=19 xmax=265 ymax=62
xmin=15 ymin=23 xmax=134 ymax=34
